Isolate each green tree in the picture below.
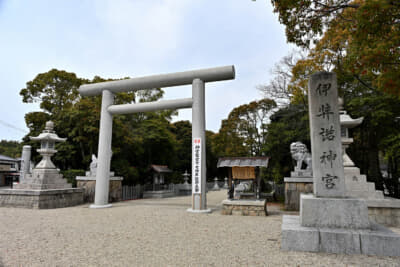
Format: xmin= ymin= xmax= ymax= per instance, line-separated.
xmin=263 ymin=104 xmax=310 ymax=183
xmin=0 ymin=140 xmax=22 ymax=158
xmin=262 ymin=0 xmax=400 ymax=196
xmin=270 ymin=0 xmax=362 ymax=48
xmin=213 ymin=98 xmax=277 ymax=157
xmin=170 ymin=121 xmax=192 ymax=174
xmin=20 ymin=69 xmax=83 ymax=116
xmin=345 ymin=92 xmax=400 ymax=194
xmin=20 ymin=69 xmax=177 ymax=185
xmin=270 ymin=0 xmax=400 ymax=96
xmin=206 ymin=130 xmax=219 ymax=181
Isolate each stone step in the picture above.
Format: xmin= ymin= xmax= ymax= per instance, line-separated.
xmin=346 ymin=189 xmax=385 ymax=200
xmin=55 ymin=179 xmax=69 ymax=184
xmin=344 ymin=167 xmax=361 ymax=177
xmin=41 ymin=184 xmax=72 ymax=189
xmin=346 ymin=190 xmax=374 ymax=199
xmin=374 ymin=190 xmax=385 ymax=199
xmin=367 ymin=182 xmax=376 ymax=192
xmin=344 ymin=174 xmax=367 ymax=184
xmin=281 ymin=215 xmax=400 ymax=257
xmin=345 ymin=181 xmax=369 ymax=192
xmin=346 ymin=190 xmax=367 ymax=199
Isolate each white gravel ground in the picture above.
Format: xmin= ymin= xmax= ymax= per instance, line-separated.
xmin=0 ymin=190 xmax=399 ymax=266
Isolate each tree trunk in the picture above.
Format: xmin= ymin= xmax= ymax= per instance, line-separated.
xmin=367 ymin=131 xmax=384 ymax=191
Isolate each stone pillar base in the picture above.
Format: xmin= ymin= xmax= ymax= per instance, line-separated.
xmin=76 ymin=176 xmax=123 ymax=203
xmin=90 ymin=204 xmax=112 ymax=209
xmin=186 ymin=208 xmax=212 ymax=213
xmin=282 ymin=215 xmax=400 ymax=256
xmin=300 ymin=194 xmax=370 ymax=228
xmin=281 ymin=194 xmax=400 ymax=256
xmin=0 ymin=188 xmax=83 ymax=209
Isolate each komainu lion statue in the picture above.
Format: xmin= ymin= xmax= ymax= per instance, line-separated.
xmin=290 ymin=142 xmax=312 ymax=171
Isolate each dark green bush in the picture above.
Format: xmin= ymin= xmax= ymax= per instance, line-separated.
xmin=61 ymin=169 xmax=85 ymax=187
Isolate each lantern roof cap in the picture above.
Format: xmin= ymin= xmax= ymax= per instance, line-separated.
xmin=338 ymin=98 xmax=364 ymax=128
xmin=29 ymin=121 xmax=67 ymax=142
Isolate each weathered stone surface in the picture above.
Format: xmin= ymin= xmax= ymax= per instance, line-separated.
xmin=290 ymin=141 xmax=312 ymax=174
xmin=367 ymin=197 xmax=400 ymax=208
xmin=365 ymin=198 xmax=400 ymax=227
xmin=0 ymin=188 xmax=83 ymax=209
xmin=221 ymin=199 xmax=266 ymax=216
xmin=290 ymin=170 xmax=312 ymax=178
xmin=308 ymin=72 xmax=345 ymax=197
xmin=14 ymin=168 xmax=70 ymax=190
xmin=281 ymin=215 xmax=319 ymax=252
xmin=319 ymin=228 xmax=361 ymax=254
xmin=281 ymin=215 xmax=400 ymax=256
xmin=300 ymin=194 xmax=370 ymax=229
xmin=344 ymin=166 xmax=384 ymax=200
xmin=360 ymin=223 xmax=400 ymax=257
xmin=77 ymin=179 xmax=122 ymax=203
xmin=284 ymin=177 xmax=313 ymax=183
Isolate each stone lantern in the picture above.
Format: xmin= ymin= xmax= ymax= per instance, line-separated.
xmin=181 ymin=170 xmax=191 ymax=191
xmin=4 ymin=121 xmax=84 ymax=209
xmin=339 ymin=98 xmax=363 ymax=167
xmin=338 ymin=98 xmax=385 ymax=200
xmin=183 ymin=170 xmax=190 ymax=185
xmin=212 ymin=177 xmax=220 ymax=190
xmin=30 ymin=121 xmax=67 ymax=169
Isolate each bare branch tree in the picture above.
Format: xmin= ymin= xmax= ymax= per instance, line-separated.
xmin=257 ymin=50 xmax=305 ymax=107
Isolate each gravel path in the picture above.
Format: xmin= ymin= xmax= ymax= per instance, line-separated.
xmin=0 ymin=190 xmax=399 ymax=266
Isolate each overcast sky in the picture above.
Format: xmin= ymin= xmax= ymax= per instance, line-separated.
xmin=0 ymin=0 xmax=294 ymax=141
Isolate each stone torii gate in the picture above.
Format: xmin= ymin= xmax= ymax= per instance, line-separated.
xmin=78 ymin=65 xmax=235 ymax=212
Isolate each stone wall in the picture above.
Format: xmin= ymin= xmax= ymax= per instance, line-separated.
xmin=77 ymin=180 xmax=122 ymax=203
xmin=367 ymin=198 xmax=400 ymax=227
xmin=284 ymin=179 xmax=313 ymax=211
xmin=283 ymin=180 xmax=400 ymax=228
xmin=368 ymin=207 xmax=400 ymax=227
xmin=0 ymin=188 xmax=83 ymax=209
xmin=221 ymin=199 xmax=267 ymax=216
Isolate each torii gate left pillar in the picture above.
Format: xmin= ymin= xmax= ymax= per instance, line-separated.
xmin=78 ymin=65 xmax=235 ymax=211
xmin=92 ymin=89 xmax=114 ymax=208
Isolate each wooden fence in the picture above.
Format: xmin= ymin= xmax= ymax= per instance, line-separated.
xmin=122 ymin=185 xmax=143 ymax=200
xmin=121 ymin=182 xmax=284 ymax=201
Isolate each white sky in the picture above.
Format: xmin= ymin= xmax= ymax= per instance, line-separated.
xmin=0 ymin=0 xmax=294 ymax=141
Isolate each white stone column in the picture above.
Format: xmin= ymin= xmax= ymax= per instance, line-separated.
xmin=91 ymin=90 xmax=114 ymax=208
xmin=188 ymin=78 xmax=210 ymax=213
xmin=20 ymin=145 xmax=31 ymax=181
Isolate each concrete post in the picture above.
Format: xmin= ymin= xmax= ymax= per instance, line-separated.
xmin=188 ymin=78 xmax=211 ymax=213
xmin=90 ymin=90 xmax=114 ymax=208
xmin=20 ymin=145 xmax=31 ymax=181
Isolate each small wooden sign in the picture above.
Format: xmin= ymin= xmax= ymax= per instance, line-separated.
xmin=232 ymin=167 xmax=255 ymax=179
xmin=0 ymin=164 xmax=11 ymax=171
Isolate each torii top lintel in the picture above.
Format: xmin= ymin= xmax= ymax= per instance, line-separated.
xmin=78 ymin=65 xmax=235 ymax=97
